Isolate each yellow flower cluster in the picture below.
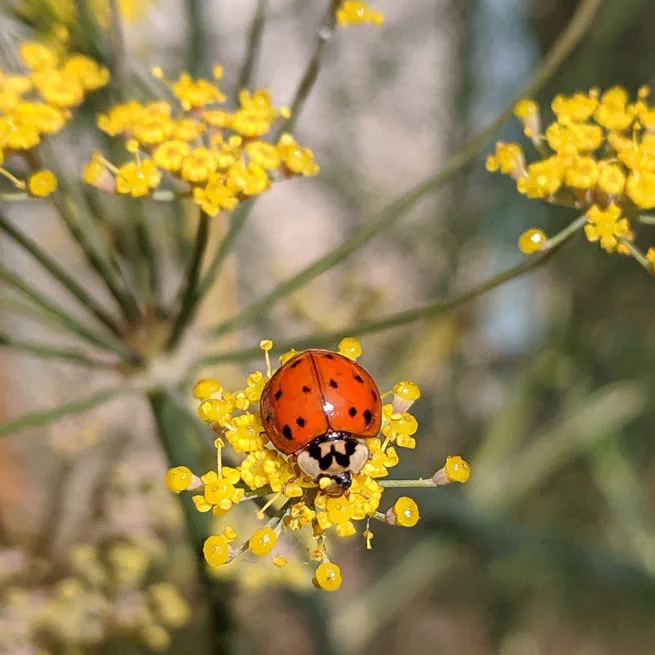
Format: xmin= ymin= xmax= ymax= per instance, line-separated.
xmin=0 ymin=40 xmax=108 ymax=196
xmin=0 ymin=540 xmax=190 ymax=653
xmin=337 ymin=0 xmax=384 ymax=27
xmin=487 ymin=86 xmax=655 ymax=258
xmin=86 ymin=68 xmax=319 ymax=215
xmin=167 ymin=338 xmax=470 ymax=591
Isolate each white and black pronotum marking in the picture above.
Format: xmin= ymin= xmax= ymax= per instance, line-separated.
xmin=296 ymin=432 xmax=369 ymax=492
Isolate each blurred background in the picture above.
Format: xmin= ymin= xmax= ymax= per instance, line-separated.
xmin=3 ymin=0 xmax=655 ymax=653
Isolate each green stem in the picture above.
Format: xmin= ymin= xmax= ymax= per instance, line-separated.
xmin=135 ymin=208 xmax=163 ymax=313
xmin=185 ymin=0 xmax=207 ymax=76
xmin=207 ymin=0 xmax=602 ymax=340
xmin=0 ymin=211 xmax=123 ymax=335
xmin=0 ymin=264 xmax=142 ymax=364
xmin=637 ymin=214 xmax=655 ymax=226
xmin=0 ymin=387 xmax=124 ymax=437
xmin=107 ymin=0 xmax=130 ymax=100
xmin=193 ymin=199 xmax=254 ymax=310
xmin=235 ymin=0 xmax=267 ymax=95
xmin=378 ymin=479 xmax=436 ymax=488
xmin=620 ymin=237 xmax=654 ymax=275
xmin=197 ymin=232 xmax=575 ymax=366
xmin=0 ymin=332 xmax=117 ymax=368
xmin=166 ymin=212 xmax=211 ymax=351
xmin=277 ymin=0 xmax=341 ymax=136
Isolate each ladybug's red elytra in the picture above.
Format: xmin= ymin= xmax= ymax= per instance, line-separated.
xmin=260 ymin=349 xmax=382 ymax=496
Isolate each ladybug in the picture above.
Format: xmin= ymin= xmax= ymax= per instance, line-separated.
xmin=260 ymin=349 xmax=382 ymax=496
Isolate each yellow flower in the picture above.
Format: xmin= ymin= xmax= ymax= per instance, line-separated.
xmin=153 ymin=140 xmax=191 ymax=172
xmin=338 ymin=336 xmax=362 ymax=360
xmin=172 ymin=73 xmax=225 ymax=110
xmin=203 ymin=535 xmax=230 ymax=567
xmin=165 ymin=466 xmax=194 ymax=493
xmin=516 ymin=156 xmax=565 ymax=198
xmin=277 ymin=133 xmax=319 ymax=176
xmin=444 ymin=455 xmax=471 ymax=483
xmin=27 ymin=170 xmax=57 ymax=196
xmin=626 ymin=170 xmax=655 ymax=209
xmin=337 ymin=0 xmax=384 ymax=27
xmin=551 ymin=91 xmax=598 ymax=122
xmin=518 ymin=228 xmax=547 ymax=254
xmin=203 ymin=469 xmax=244 ymax=513
xmin=485 ymin=142 xmax=525 ymax=177
xmin=181 ymin=147 xmax=218 ymax=183
xmin=249 ymin=528 xmax=277 ymax=557
xmin=239 ymin=450 xmax=287 ymax=492
xmin=314 ymin=562 xmax=342 ymax=591
xmin=594 ymin=86 xmax=635 ymax=131
xmin=245 ymin=140 xmax=281 ymax=169
xmin=193 ymin=173 xmax=239 ymax=216
xmin=597 ymin=161 xmax=626 ymax=195
xmin=193 ymin=378 xmax=223 ymax=400
xmin=584 ymin=204 xmax=632 ymax=253
xmin=232 ymin=89 xmax=281 ymax=137
xmin=226 ymin=161 xmax=270 ymax=196
xmin=392 ymin=497 xmax=420 ymax=527
xmin=63 ymin=55 xmax=110 ymax=91
xmin=19 ymin=41 xmax=59 ymax=70
xmin=115 ymin=160 xmax=161 ymax=197
xmin=31 ymin=69 xmax=85 ymax=108
xmin=545 ymin=122 xmax=602 ymax=155
xmin=564 ymin=156 xmax=598 ymax=190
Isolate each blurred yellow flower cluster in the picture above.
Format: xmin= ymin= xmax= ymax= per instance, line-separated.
xmin=17 ymin=0 xmax=152 ymax=29
xmin=0 ymin=539 xmax=190 ymax=653
xmin=86 ymin=68 xmax=319 ymax=215
xmin=337 ymin=0 xmax=384 ymax=27
xmin=0 ymin=40 xmax=109 ymax=196
xmin=167 ymin=338 xmax=470 ymax=592
xmin=487 ymin=86 xmax=655 ymax=259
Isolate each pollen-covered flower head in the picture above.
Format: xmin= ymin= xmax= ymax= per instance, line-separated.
xmin=87 ymin=67 xmax=318 ymax=217
xmin=168 ymin=338 xmax=470 ymax=591
xmin=487 ymin=85 xmax=655 ymax=263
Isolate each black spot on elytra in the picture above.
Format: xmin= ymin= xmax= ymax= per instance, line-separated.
xmin=329 ymin=379 xmax=339 ymax=389
xmin=363 ymin=409 xmax=373 ymax=425
xmin=274 ymin=389 xmax=283 ymax=400
xmin=372 ymin=390 xmax=378 ymax=401
xmin=282 ymin=424 xmax=293 ymax=439
xmin=324 ymin=354 xmax=335 ymax=360
xmin=302 ymin=385 xmax=311 ymax=393
xmin=296 ymin=417 xmax=306 ymax=427
xmin=354 ymin=374 xmax=364 ymax=384
xmin=349 ymin=407 xmax=358 ymax=417
xmin=290 ymin=359 xmax=302 ymax=368
xmin=266 ymin=413 xmax=272 ymax=422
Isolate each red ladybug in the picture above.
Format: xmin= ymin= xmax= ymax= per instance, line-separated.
xmin=260 ymin=349 xmax=382 ymax=495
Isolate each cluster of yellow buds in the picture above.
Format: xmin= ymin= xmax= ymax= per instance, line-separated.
xmin=487 ymin=85 xmax=655 ymax=263
xmin=0 ymin=40 xmax=109 ymax=196
xmin=85 ymin=67 xmax=319 ymax=216
xmin=0 ymin=540 xmax=190 ymax=653
xmin=166 ymin=338 xmax=470 ymax=592
xmin=337 ymin=0 xmax=384 ymax=27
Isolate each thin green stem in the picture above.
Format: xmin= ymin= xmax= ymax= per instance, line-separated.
xmin=0 ymin=332 xmax=117 ymax=368
xmin=198 ymin=226 xmax=578 ymax=366
xmin=0 ymin=211 xmax=123 ymax=335
xmin=166 ymin=212 xmax=211 ymax=351
xmin=0 ymin=264 xmax=142 ymax=364
xmin=107 ymin=0 xmax=130 ymax=100
xmin=378 ymin=479 xmax=436 ymax=488
xmin=0 ymin=387 xmax=124 ymax=437
xmin=185 ymin=0 xmax=207 ymax=76
xmin=135 ymin=208 xmax=163 ymax=313
xmin=207 ymin=0 xmax=602 ymax=340
xmin=236 ymin=0 xmax=267 ymax=95
xmin=193 ymin=199 xmax=254 ymax=310
xmin=637 ymin=214 xmax=655 ymax=226
xmin=277 ymin=0 xmax=341 ymax=136
xmin=620 ymin=237 xmax=654 ymax=275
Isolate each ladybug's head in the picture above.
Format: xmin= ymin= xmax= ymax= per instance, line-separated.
xmin=321 ymin=472 xmax=352 ymax=497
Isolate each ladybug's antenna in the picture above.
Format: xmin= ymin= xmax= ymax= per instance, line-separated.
xmin=260 ymin=339 xmax=273 ymax=378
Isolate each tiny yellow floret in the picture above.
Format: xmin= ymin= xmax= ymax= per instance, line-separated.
xmin=203 ymin=535 xmax=230 ymax=567
xmin=165 ymin=466 xmax=193 ymax=493
xmin=28 ymin=170 xmax=57 ymax=196
xmin=393 ymin=496 xmax=420 ymax=527
xmin=193 ymin=378 xmax=223 ymax=400
xmin=518 ymin=228 xmax=547 ymax=254
xmin=338 ymin=337 xmax=362 ymax=360
xmin=249 ymin=527 xmax=277 ymax=557
xmin=444 ymin=455 xmax=471 ymax=483
xmin=314 ymin=562 xmax=342 ymax=591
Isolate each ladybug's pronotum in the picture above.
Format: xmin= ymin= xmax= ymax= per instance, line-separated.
xmin=260 ymin=349 xmax=382 ymax=496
